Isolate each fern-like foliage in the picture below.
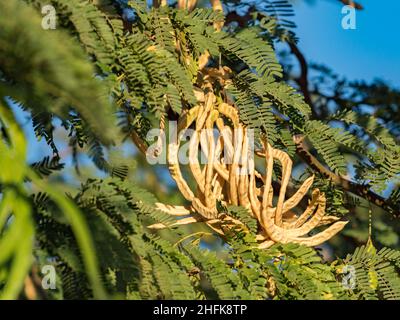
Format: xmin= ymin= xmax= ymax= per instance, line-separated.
xmin=30 ymin=176 xmax=400 ymax=300
xmin=0 ymin=0 xmax=399 ymax=301
xmin=338 ymin=244 xmax=400 ymax=300
xmin=0 ymin=0 xmax=117 ymax=145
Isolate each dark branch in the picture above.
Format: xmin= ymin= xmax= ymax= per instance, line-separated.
xmin=288 ymin=42 xmax=318 ymax=118
xmin=294 ymin=135 xmax=400 ymax=217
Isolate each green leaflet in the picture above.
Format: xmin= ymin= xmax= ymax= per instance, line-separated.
xmin=0 ymin=0 xmax=117 ymax=145
xmin=0 ymin=0 xmax=399 ymax=301
xmin=0 ymin=99 xmax=107 ymax=299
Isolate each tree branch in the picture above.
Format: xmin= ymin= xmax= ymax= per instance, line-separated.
xmin=288 ymin=42 xmax=318 ymax=118
xmin=339 ymin=0 xmax=363 ymax=10
xmin=293 ymin=135 xmax=400 ymax=216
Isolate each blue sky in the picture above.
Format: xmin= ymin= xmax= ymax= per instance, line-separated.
xmin=291 ymin=0 xmax=400 ymax=87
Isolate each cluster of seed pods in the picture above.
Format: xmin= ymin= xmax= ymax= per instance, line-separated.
xmin=150 ymin=87 xmax=347 ymax=248
xmin=145 ymin=0 xmax=347 ymax=247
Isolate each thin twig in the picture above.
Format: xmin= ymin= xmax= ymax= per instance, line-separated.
xmin=293 ymin=135 xmax=399 ymax=216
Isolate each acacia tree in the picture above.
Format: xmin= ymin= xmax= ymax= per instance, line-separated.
xmin=0 ymin=0 xmax=399 ymax=300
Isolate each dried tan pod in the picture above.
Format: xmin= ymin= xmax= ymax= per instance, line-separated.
xmin=291 ymin=190 xmax=322 ymax=228
xmin=269 ymin=201 xmax=326 ymax=238
xmin=229 ymin=125 xmax=244 ymax=205
xmin=248 ymin=154 xmax=261 ymax=220
xmin=187 ymin=0 xmax=198 ymax=11
xmin=271 ymin=148 xmax=293 ymax=226
xmin=199 ymin=126 xmax=228 ymax=180
xmin=266 ymin=276 xmax=277 ymax=297
xmin=177 ymin=106 xmax=200 ymax=132
xmin=282 ymin=175 xmax=314 ymax=214
xmin=259 ymin=239 xmax=275 ymax=249
xmin=167 ymin=107 xmax=200 ymax=201
xmin=155 ymin=203 xmax=192 ymax=216
xmin=212 ymin=174 xmax=225 ymax=201
xmin=161 ymin=115 xmax=348 ymax=247
xmin=193 ymin=87 xmax=205 ymax=102
xmin=219 ymin=128 xmax=235 ymax=170
xmin=198 ymin=52 xmax=211 ymax=70
xmin=210 ymin=0 xmax=224 ymax=30
xmin=153 ymin=114 xmax=165 ymax=157
xmin=285 ymin=196 xmax=327 ymax=236
xmin=318 ymin=215 xmax=342 ymax=226
xmin=136 ymin=0 xmax=348 ymax=249
xmin=260 ymin=142 xmax=274 ymax=225
xmin=204 ymin=110 xmax=219 ymax=208
xmin=289 ymin=221 xmax=348 ymax=246
xmin=189 ymin=131 xmax=205 ymax=193
xmin=254 ymin=140 xmax=347 ymax=246
xmin=282 ymin=211 xmax=298 ymax=226
xmin=177 ymin=0 xmax=197 ymax=10
xmin=148 ymin=217 xmax=200 ymax=229
xmin=196 ymin=92 xmax=214 ymax=130
xmin=192 ymin=197 xmax=218 ymax=219
xmin=218 ymin=103 xmax=240 ymax=127
xmin=238 ymin=129 xmax=251 ymax=208
xmin=213 ymin=134 xmax=229 ymax=181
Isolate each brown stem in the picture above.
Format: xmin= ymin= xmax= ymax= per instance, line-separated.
xmin=293 ymin=135 xmax=399 ymax=216
xmin=288 ymin=42 xmax=317 ymax=118
xmin=339 ymin=0 xmax=363 ymax=10
xmin=130 ymin=131 xmax=148 ymax=155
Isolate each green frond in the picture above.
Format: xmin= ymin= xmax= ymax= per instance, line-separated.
xmin=331 ymin=109 xmax=400 ymax=190
xmin=184 ymin=243 xmax=251 ymax=300
xmin=340 ymin=245 xmax=400 ymax=300
xmin=215 ymin=28 xmax=283 ymax=78
xmin=31 ymin=156 xmax=65 ymax=178
xmin=226 ymin=205 xmax=258 ymax=235
xmin=0 ymin=0 xmax=117 ymax=144
xmin=305 ymin=120 xmax=349 ymax=175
